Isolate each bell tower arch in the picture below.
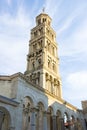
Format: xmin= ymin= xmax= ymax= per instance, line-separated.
xmin=25 ymin=12 xmax=62 ymax=98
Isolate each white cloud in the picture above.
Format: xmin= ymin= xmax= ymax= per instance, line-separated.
xmin=57 ymin=0 xmax=87 ymax=34
xmin=0 ymin=33 xmax=28 ymax=75
xmin=45 ymin=0 xmax=63 ymax=17
xmin=0 ymin=4 xmax=32 ymax=75
xmin=62 ymin=71 xmax=87 ymax=108
xmin=44 ymin=1 xmax=86 ymax=59
xmin=66 ymin=71 xmax=87 ymax=90
xmin=0 ymin=10 xmax=31 ymax=29
xmin=58 ymin=15 xmax=87 ymax=57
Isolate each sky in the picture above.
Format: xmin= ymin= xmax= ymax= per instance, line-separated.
xmin=0 ymin=0 xmax=87 ymax=109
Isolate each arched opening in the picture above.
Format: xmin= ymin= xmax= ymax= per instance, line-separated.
xmin=64 ymin=112 xmax=70 ymax=130
xmin=48 ymin=59 xmax=51 ymax=68
xmin=48 ymin=42 xmax=50 ymax=52
xmin=45 ymin=73 xmax=49 ymax=90
xmin=38 ymin=59 xmax=41 ymax=66
xmin=0 ymin=106 xmax=11 ymax=130
xmin=37 ymin=19 xmax=41 ymax=25
xmin=32 ymin=61 xmax=35 ymax=69
xmin=56 ymin=110 xmax=62 ymax=130
xmin=70 ymin=115 xmax=75 ymax=129
xmin=52 ymin=46 xmax=55 ymax=56
xmin=36 ymin=72 xmax=40 ymax=85
xmin=47 ymin=106 xmax=53 ymax=130
xmin=43 ymin=18 xmax=46 ymax=23
xmin=52 ymin=63 xmax=56 ymax=72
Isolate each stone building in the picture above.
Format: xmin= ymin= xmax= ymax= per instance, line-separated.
xmin=0 ymin=12 xmax=87 ymax=130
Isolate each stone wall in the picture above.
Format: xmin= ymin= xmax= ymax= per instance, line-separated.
xmin=0 ymin=80 xmax=12 ymax=98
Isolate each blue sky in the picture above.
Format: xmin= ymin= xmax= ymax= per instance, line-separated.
xmin=0 ymin=0 xmax=87 ymax=109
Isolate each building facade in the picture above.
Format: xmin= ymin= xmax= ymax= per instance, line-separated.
xmin=0 ymin=12 xmax=87 ymax=130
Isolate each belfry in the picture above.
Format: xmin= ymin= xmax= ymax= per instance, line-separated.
xmin=0 ymin=12 xmax=87 ymax=130
xmin=25 ymin=12 xmax=62 ymax=98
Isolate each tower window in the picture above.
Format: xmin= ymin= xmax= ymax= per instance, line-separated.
xmin=43 ymin=18 xmax=46 ymax=23
xmin=34 ymin=31 xmax=37 ymax=37
xmin=52 ymin=46 xmax=55 ymax=55
xmin=38 ymin=19 xmax=41 ymax=25
xmin=38 ymin=59 xmax=41 ymax=65
xmin=53 ymin=63 xmax=56 ymax=72
xmin=33 ymin=44 xmax=37 ymax=51
xmin=48 ymin=43 xmax=50 ymax=51
xmin=38 ymin=29 xmax=41 ymax=35
xmin=32 ymin=61 xmax=35 ymax=69
xmin=37 ymin=72 xmax=40 ymax=84
xmin=52 ymin=34 xmax=54 ymax=40
xmin=48 ymin=59 xmax=51 ymax=68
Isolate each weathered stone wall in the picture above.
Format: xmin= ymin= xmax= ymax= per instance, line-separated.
xmin=0 ymin=76 xmax=86 ymax=130
xmin=0 ymin=77 xmax=18 ymax=99
xmin=0 ymin=80 xmax=12 ymax=98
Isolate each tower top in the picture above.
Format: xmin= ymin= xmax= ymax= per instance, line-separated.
xmin=36 ymin=11 xmax=52 ymax=26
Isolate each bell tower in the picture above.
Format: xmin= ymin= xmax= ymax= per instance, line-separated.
xmin=25 ymin=12 xmax=62 ymax=98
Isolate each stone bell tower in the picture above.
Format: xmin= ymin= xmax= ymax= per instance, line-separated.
xmin=25 ymin=12 xmax=62 ymax=98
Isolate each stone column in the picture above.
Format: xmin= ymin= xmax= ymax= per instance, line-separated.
xmin=47 ymin=112 xmax=51 ymax=130
xmin=43 ymin=111 xmax=47 ymax=130
xmin=38 ymin=108 xmax=43 ymax=130
xmin=60 ymin=118 xmax=65 ymax=130
xmin=56 ymin=116 xmax=61 ymax=130
xmin=0 ymin=111 xmax=4 ymax=130
xmin=52 ymin=115 xmax=57 ymax=130
xmin=22 ymin=106 xmax=30 ymax=130
xmin=30 ymin=108 xmax=36 ymax=130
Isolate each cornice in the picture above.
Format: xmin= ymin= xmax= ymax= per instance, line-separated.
xmin=0 ymin=95 xmax=19 ymax=107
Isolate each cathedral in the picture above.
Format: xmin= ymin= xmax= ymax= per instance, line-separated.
xmin=0 ymin=12 xmax=87 ymax=130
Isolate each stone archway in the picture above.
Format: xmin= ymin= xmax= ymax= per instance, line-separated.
xmin=0 ymin=106 xmax=11 ymax=130
xmin=64 ymin=112 xmax=70 ymax=130
xmin=56 ymin=110 xmax=62 ymax=130
xmin=70 ymin=115 xmax=75 ymax=130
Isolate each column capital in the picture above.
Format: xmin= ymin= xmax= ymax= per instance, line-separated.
xmin=59 ymin=117 xmax=64 ymax=121
xmin=23 ymin=107 xmax=30 ymax=114
xmin=30 ymin=107 xmax=38 ymax=112
xmin=43 ymin=111 xmax=48 ymax=116
xmin=52 ymin=115 xmax=56 ymax=119
xmin=46 ymin=111 xmax=51 ymax=115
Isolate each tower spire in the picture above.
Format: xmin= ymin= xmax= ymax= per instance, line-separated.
xmin=42 ymin=7 xmax=45 ymax=13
